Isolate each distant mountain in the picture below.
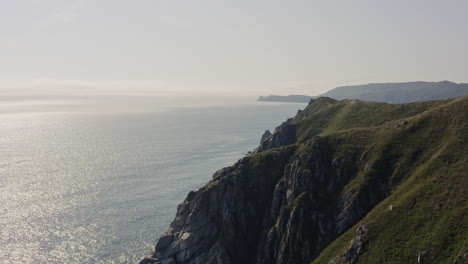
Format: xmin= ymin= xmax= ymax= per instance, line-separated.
xmin=257 ymin=95 xmax=315 ymax=103
xmin=321 ymin=81 xmax=468 ymax=103
xmin=258 ymin=81 xmax=468 ymax=104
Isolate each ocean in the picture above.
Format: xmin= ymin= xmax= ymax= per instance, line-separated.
xmin=0 ymin=96 xmax=305 ymax=264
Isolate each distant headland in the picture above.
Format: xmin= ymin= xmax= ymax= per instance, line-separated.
xmin=257 ymin=94 xmax=315 ymax=103
xmin=258 ymin=81 xmax=468 ymax=104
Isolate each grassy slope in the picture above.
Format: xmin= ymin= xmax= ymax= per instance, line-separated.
xmin=293 ymin=97 xmax=451 ymax=142
xmin=300 ymin=96 xmax=468 ymax=263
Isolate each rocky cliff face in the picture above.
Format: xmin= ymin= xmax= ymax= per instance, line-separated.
xmin=141 ymin=148 xmax=296 ymax=264
xmin=256 ymin=118 xmax=296 ymax=152
xmin=141 ymin=96 xmax=468 ymax=264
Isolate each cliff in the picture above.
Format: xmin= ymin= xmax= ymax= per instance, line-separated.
xmin=141 ymin=96 xmax=468 ymax=264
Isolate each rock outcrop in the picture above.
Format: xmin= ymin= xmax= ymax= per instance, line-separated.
xmin=329 ymin=224 xmax=368 ymax=264
xmin=141 ymin=148 xmax=296 ymax=264
xmin=256 ymin=118 xmax=296 ymax=152
xmin=260 ymin=130 xmax=272 ymax=144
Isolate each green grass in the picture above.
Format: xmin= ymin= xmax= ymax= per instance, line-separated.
xmin=308 ymin=96 xmax=468 ymax=263
xmin=294 ymin=97 xmax=453 ymax=142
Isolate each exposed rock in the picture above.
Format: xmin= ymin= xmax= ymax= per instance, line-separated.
xmin=145 ymin=149 xmax=296 ymax=264
xmin=257 ymin=119 xmax=296 ymax=152
xmin=146 ymin=136 xmax=398 ymax=264
xmin=260 ymin=130 xmax=272 ymax=144
xmin=332 ymin=158 xmax=342 ymax=168
xmin=417 ymin=250 xmax=430 ymax=263
xmin=394 ymin=120 xmax=409 ymax=128
xmin=343 ymin=224 xmax=368 ymax=263
xmin=139 ymin=256 xmax=159 ymax=264
xmin=328 ymin=224 xmax=368 ymax=264
xmin=161 ymin=258 xmax=176 ymax=264
xmin=155 ymin=234 xmax=174 ymax=251
xmin=452 ymin=251 xmax=468 ymax=264
xmin=359 ymin=143 xmax=375 ymax=161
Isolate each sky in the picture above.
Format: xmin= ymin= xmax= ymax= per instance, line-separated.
xmin=0 ymin=0 xmax=467 ymax=96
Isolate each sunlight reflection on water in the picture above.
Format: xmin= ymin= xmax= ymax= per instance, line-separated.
xmin=0 ymin=96 xmax=305 ymax=263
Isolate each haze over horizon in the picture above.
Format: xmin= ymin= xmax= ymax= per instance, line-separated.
xmin=1 ymin=0 xmax=467 ymax=96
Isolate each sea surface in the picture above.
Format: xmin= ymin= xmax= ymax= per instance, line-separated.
xmin=0 ymin=96 xmax=306 ymax=264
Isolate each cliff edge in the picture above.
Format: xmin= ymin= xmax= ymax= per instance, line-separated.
xmin=141 ymin=96 xmax=468 ymax=264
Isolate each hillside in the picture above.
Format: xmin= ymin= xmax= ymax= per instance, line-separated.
xmin=141 ymin=96 xmax=468 ymax=264
xmin=258 ymin=81 xmax=468 ymax=104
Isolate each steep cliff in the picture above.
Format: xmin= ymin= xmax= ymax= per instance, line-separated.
xmin=141 ymin=96 xmax=468 ymax=264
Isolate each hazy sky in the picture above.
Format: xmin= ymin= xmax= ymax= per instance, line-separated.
xmin=1 ymin=0 xmax=467 ymax=96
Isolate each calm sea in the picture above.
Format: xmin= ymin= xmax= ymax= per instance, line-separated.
xmin=0 ymin=96 xmax=305 ymax=264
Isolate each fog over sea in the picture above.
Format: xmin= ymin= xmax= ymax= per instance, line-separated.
xmin=0 ymin=95 xmax=305 ymax=264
